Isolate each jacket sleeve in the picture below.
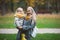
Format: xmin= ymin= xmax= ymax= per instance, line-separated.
xmin=14 ymin=17 xmax=22 ymax=29
xmin=23 ymin=20 xmax=36 ymax=30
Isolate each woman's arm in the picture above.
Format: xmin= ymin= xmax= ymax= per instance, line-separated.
xmin=28 ymin=20 xmax=36 ymax=29
xmin=23 ymin=20 xmax=36 ymax=30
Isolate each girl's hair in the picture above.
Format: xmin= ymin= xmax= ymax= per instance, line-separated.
xmin=15 ymin=7 xmax=24 ymax=14
xmin=27 ymin=7 xmax=36 ymax=21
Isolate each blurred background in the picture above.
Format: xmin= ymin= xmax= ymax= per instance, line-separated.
xmin=0 ymin=0 xmax=60 ymax=40
xmin=0 ymin=0 xmax=60 ymax=15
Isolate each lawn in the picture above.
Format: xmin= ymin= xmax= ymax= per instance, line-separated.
xmin=0 ymin=34 xmax=60 ymax=40
xmin=0 ymin=14 xmax=14 ymax=28
xmin=36 ymin=14 xmax=60 ymax=28
xmin=0 ymin=14 xmax=60 ymax=28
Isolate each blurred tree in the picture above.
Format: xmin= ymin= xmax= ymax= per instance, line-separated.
xmin=25 ymin=0 xmax=38 ymax=13
xmin=13 ymin=0 xmax=27 ymax=11
xmin=26 ymin=0 xmax=35 ymax=7
xmin=7 ymin=0 xmax=14 ymax=12
xmin=13 ymin=0 xmax=19 ymax=11
xmin=0 ymin=0 xmax=60 ymax=15
xmin=56 ymin=0 xmax=60 ymax=13
xmin=10 ymin=0 xmax=14 ymax=12
xmin=0 ymin=0 xmax=7 ymax=15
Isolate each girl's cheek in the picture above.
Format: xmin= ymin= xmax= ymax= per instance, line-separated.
xmin=18 ymin=12 xmax=21 ymax=14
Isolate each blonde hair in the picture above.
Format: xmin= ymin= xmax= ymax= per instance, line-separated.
xmin=14 ymin=7 xmax=25 ymax=16
xmin=15 ymin=7 xmax=24 ymax=14
xmin=27 ymin=7 xmax=36 ymax=21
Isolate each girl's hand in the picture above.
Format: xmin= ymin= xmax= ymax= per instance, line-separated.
xmin=19 ymin=27 xmax=22 ymax=29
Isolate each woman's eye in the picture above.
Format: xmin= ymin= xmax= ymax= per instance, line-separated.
xmin=27 ymin=10 xmax=30 ymax=12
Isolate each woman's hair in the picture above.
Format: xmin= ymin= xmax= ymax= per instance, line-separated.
xmin=27 ymin=7 xmax=36 ymax=21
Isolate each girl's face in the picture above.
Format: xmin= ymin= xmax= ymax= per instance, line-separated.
xmin=17 ymin=8 xmax=23 ymax=14
xmin=17 ymin=10 xmax=22 ymax=14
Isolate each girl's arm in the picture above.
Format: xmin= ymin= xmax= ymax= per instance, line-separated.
xmin=14 ymin=17 xmax=22 ymax=29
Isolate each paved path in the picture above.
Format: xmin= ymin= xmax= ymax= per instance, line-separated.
xmin=0 ymin=28 xmax=60 ymax=34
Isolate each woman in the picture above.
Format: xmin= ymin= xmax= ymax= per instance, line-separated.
xmin=22 ymin=6 xmax=36 ymax=40
xmin=14 ymin=7 xmax=25 ymax=40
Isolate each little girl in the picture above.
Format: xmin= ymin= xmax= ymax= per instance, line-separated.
xmin=14 ymin=7 xmax=25 ymax=40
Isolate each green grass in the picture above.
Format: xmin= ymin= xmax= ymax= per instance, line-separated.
xmin=0 ymin=34 xmax=60 ymax=40
xmin=0 ymin=16 xmax=15 ymax=28
xmin=0 ymin=14 xmax=60 ymax=28
xmin=0 ymin=34 xmax=16 ymax=40
xmin=36 ymin=18 xmax=60 ymax=28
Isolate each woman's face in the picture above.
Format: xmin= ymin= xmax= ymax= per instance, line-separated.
xmin=27 ymin=8 xmax=32 ymax=14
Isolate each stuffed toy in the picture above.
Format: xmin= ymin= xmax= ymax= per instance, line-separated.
xmin=14 ymin=13 xmax=25 ymax=18
xmin=25 ymin=14 xmax=32 ymax=20
xmin=21 ymin=33 xmax=27 ymax=40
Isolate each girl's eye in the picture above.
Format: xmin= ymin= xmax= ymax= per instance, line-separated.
xmin=17 ymin=10 xmax=22 ymax=12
